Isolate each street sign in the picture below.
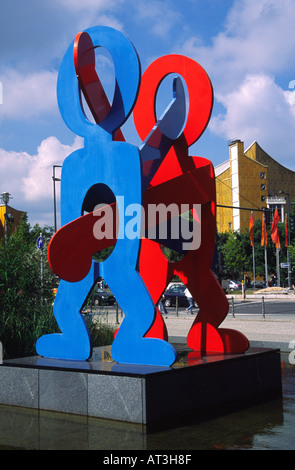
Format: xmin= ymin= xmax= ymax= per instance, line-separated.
xmin=37 ymin=235 xmax=43 ymax=250
xmin=280 ymin=262 xmax=290 ymax=268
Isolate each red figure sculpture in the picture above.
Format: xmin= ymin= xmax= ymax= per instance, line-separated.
xmin=134 ymin=55 xmax=249 ymax=354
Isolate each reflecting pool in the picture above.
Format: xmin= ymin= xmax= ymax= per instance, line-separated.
xmin=0 ymin=353 xmax=294 ymax=450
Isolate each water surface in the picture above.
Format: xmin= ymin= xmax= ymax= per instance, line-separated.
xmin=0 ymin=354 xmax=293 ymax=450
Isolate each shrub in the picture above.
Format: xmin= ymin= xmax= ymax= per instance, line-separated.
xmin=0 ymin=216 xmax=59 ymax=358
xmin=0 ymin=215 xmax=116 ymax=359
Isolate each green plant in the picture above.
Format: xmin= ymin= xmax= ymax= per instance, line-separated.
xmin=0 ymin=215 xmax=118 ymax=359
xmin=0 ymin=215 xmax=59 ymax=358
xmin=89 ymin=322 xmax=116 ymax=347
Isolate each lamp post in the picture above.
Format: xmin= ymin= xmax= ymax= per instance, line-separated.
xmin=52 ymin=165 xmax=62 ymax=232
xmin=278 ymin=190 xmax=292 ymax=289
xmin=1 ymin=192 xmax=11 ymax=241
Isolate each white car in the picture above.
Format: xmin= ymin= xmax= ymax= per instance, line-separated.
xmin=228 ymin=280 xmax=242 ymax=290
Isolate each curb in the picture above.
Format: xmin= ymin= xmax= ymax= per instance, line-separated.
xmin=227 ymin=294 xmax=295 ymax=300
xmin=169 ymin=336 xmax=292 ymax=353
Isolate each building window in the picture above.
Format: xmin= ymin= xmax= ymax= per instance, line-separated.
xmin=269 ymin=204 xmax=283 ymax=222
xmin=228 ymin=222 xmax=232 ymax=229
xmin=261 ymin=184 xmax=266 ymax=191
xmin=260 ymin=172 xmax=266 ymax=179
xmin=261 ymin=196 xmax=266 ymax=202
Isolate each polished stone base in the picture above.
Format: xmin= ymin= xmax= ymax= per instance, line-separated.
xmin=0 ymin=346 xmax=282 ymax=428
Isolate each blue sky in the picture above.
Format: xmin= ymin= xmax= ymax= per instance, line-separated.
xmin=0 ymin=0 xmax=295 ymax=227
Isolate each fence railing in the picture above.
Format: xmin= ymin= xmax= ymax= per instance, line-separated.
xmin=230 ymin=296 xmax=266 ymax=318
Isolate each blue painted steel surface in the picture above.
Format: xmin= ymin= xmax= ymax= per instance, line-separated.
xmin=37 ymin=26 xmax=177 ymax=366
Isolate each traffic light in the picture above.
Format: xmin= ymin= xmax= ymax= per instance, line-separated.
xmin=263 ymin=208 xmax=271 ymax=225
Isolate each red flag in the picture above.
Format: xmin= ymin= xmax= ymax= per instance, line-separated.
xmin=285 ymin=214 xmax=288 ymax=247
xmin=249 ymin=212 xmax=254 ymax=246
xmin=261 ymin=212 xmax=267 ymax=247
xmin=271 ymin=208 xmax=280 ymax=245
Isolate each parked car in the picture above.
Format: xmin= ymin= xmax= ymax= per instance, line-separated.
xmin=249 ymin=281 xmax=266 ymax=289
xmin=93 ymin=287 xmax=116 ymax=306
xmin=162 ymin=284 xmax=197 ymax=308
xmin=228 ymin=280 xmax=242 ymax=290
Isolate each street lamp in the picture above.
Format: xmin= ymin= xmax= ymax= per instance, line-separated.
xmin=1 ymin=192 xmax=12 ymax=241
xmin=52 ymin=165 xmax=62 ymax=232
xmin=278 ymin=190 xmax=292 ymax=289
xmin=1 ymin=192 xmax=10 ymax=205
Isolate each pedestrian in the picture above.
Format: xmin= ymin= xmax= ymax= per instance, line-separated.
xmin=158 ymin=295 xmax=168 ymax=315
xmin=270 ymin=273 xmax=277 ymax=287
xmin=245 ymin=273 xmax=250 ymax=288
xmin=184 ymin=287 xmax=194 ymax=314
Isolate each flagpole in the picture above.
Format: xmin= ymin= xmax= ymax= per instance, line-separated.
xmin=276 ymin=246 xmax=280 ymax=287
xmin=249 ymin=212 xmax=256 ymax=287
xmin=271 ymin=208 xmax=281 ymax=287
xmin=252 ymin=244 xmax=256 ymax=288
xmin=261 ymin=211 xmax=268 ymax=286
xmin=264 ymin=244 xmax=268 ymax=286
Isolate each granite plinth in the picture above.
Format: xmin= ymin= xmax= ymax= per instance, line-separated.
xmin=0 ymin=346 xmax=282 ymax=428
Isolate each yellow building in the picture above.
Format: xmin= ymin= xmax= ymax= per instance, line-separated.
xmin=215 ymin=140 xmax=295 ymax=233
xmin=0 ymin=205 xmax=25 ymax=238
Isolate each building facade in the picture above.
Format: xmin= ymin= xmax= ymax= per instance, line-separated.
xmin=215 ymin=140 xmax=295 ymax=233
xmin=0 ymin=205 xmax=25 ymax=238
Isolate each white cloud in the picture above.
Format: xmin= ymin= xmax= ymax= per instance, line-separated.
xmin=22 ymin=136 xmax=82 ymax=202
xmin=180 ymin=0 xmax=295 ymax=93
xmin=58 ymin=0 xmax=119 ymax=11
xmin=285 ymin=89 xmax=295 ymax=116
xmin=210 ymin=74 xmax=295 ymax=167
xmin=224 ymin=0 xmax=295 ymax=75
xmin=177 ymin=0 xmax=295 ymax=167
xmin=0 ymin=69 xmax=57 ymax=121
xmin=0 ymin=148 xmax=31 ymax=198
xmin=133 ymin=0 xmax=182 ymax=38
xmin=55 ymin=0 xmax=124 ymax=32
xmin=0 ymin=136 xmax=83 ymax=226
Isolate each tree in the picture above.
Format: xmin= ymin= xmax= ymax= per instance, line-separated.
xmin=217 ymin=216 xmax=289 ymax=285
xmin=0 ymin=215 xmax=58 ymax=358
xmin=248 ymin=219 xmax=288 ymax=284
xmin=289 ymin=201 xmax=295 ymax=281
xmin=0 ymin=215 xmax=116 ymax=358
xmin=220 ymin=231 xmax=246 ymax=279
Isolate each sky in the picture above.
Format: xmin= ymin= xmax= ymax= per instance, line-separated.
xmin=0 ymin=0 xmax=295 ymax=228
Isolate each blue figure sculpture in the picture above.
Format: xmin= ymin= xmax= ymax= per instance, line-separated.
xmin=36 ymin=26 xmax=177 ymax=366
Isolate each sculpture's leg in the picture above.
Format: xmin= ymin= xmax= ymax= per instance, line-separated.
xmin=139 ymin=238 xmax=173 ymax=341
xmin=185 ymin=270 xmax=249 ymax=354
xmin=36 ymin=264 xmax=94 ymax=360
xmin=176 ymin=200 xmax=249 ymax=354
xmin=104 ymin=260 xmax=176 ymax=366
xmin=98 ymin=154 xmax=176 ymax=366
xmin=101 ymin=239 xmax=176 ymax=366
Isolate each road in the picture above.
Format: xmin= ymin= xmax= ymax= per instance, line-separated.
xmin=226 ymin=299 xmax=295 ymax=318
xmin=90 ymin=298 xmax=295 ymax=323
xmin=165 ymin=301 xmax=295 ymax=318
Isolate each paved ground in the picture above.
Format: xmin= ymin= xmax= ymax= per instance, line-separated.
xmin=92 ymin=291 xmax=295 ymax=352
xmin=93 ymin=311 xmax=295 ymax=353
xmin=165 ymin=313 xmax=295 ymax=351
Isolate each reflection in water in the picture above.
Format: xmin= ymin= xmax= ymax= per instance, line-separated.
xmin=0 ymin=357 xmax=293 ymax=450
